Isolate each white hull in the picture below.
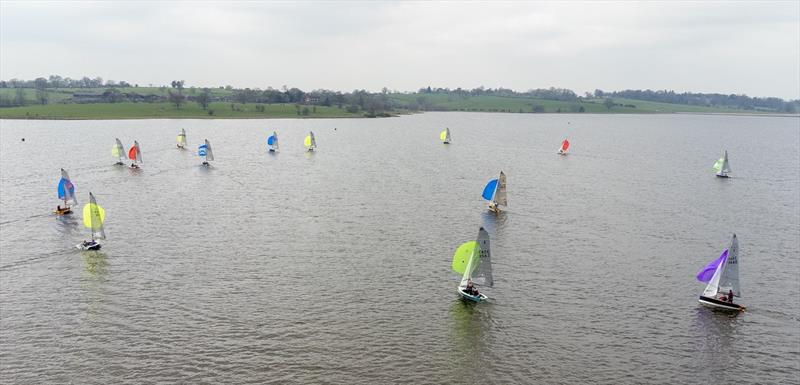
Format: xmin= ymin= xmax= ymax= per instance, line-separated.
xmin=76 ymin=241 xmax=101 ymax=251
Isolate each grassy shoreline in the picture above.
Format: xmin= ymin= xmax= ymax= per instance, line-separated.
xmin=0 ymin=95 xmax=792 ymax=120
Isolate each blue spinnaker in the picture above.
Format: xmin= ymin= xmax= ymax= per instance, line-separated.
xmin=482 ymin=179 xmax=498 ymax=201
xmin=267 ymin=135 xmax=276 ymax=145
xmin=198 ymin=144 xmax=207 ymax=157
xmin=57 ymin=178 xmax=74 ymax=200
xmin=696 ymin=249 xmax=728 ymax=283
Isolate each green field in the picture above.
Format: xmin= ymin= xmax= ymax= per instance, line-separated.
xmin=391 ymin=93 xmax=774 ymax=114
xmin=0 ymin=102 xmax=364 ymax=119
xmin=0 ymin=86 xmax=787 ymax=119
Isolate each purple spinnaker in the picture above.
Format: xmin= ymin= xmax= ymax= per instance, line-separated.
xmin=696 ymin=249 xmax=728 ymax=283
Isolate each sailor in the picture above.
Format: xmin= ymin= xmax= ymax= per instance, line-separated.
xmin=466 ymin=280 xmax=478 ymax=296
xmin=728 ymin=289 xmax=734 ymax=304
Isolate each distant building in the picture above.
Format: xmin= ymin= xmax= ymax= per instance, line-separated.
xmin=303 ymin=94 xmax=320 ymax=104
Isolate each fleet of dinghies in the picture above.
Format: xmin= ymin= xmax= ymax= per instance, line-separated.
xmin=59 ymin=128 xmax=746 ymax=312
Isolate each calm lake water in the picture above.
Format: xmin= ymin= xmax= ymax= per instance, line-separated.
xmin=1 ymin=113 xmax=798 ymax=384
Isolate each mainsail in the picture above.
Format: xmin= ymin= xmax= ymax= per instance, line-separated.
xmin=57 ymin=168 xmax=77 ymax=205
xmin=473 ymin=227 xmax=493 ymax=287
xmin=267 ymin=131 xmax=279 ymax=151
xmin=112 ymin=138 xmax=127 ymax=162
xmin=177 ymin=129 xmax=187 ymax=147
xmin=82 ymin=192 xmax=106 ymax=240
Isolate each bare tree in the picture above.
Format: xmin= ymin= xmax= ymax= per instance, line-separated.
xmin=196 ymin=88 xmax=211 ymax=110
xmin=168 ymin=90 xmax=186 ymax=109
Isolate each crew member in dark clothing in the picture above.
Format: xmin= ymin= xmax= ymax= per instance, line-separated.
xmin=728 ymin=290 xmax=734 ymax=303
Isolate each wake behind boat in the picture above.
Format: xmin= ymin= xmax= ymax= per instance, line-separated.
xmin=77 ymin=192 xmax=106 ymax=251
xmin=696 ymin=234 xmax=745 ymax=311
xmin=451 ymin=227 xmax=493 ymax=302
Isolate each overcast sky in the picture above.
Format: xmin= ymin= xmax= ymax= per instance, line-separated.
xmin=1 ymin=1 xmax=798 ymax=99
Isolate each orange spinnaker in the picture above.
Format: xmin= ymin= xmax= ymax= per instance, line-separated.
xmin=561 ymin=139 xmax=570 ymax=151
xmin=128 ymin=146 xmax=138 ymax=160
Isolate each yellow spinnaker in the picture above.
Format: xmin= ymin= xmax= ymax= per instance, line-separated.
xmin=83 ymin=203 xmax=105 ymax=229
xmin=304 ymin=135 xmax=312 ymax=148
xmin=440 ymin=130 xmax=448 ymax=141
xmin=452 ymin=241 xmax=478 ymax=275
xmin=112 ymin=145 xmax=121 ymax=157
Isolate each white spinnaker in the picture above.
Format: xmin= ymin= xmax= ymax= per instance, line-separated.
xmin=473 ymin=227 xmax=493 ymax=287
xmin=719 ymin=234 xmax=740 ymax=297
xmin=494 ymin=171 xmax=507 ymax=207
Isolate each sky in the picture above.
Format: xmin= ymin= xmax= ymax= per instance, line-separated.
xmin=1 ymin=1 xmax=798 ymax=99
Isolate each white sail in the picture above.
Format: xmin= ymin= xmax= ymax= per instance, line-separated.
xmin=718 ymin=234 xmax=741 ymax=297
xmin=310 ymin=131 xmax=317 ymax=149
xmin=204 ymin=139 xmax=214 ymax=161
xmin=494 ymin=171 xmax=507 ymax=207
xmin=113 ymin=138 xmax=127 ymax=162
xmin=473 ymin=227 xmax=493 ymax=287
xmin=272 ymin=131 xmax=279 ymax=150
xmin=445 ymin=128 xmax=451 ymax=143
xmin=60 ymin=168 xmax=78 ymax=205
xmin=459 ymin=246 xmax=477 ymax=287
xmin=721 ymin=150 xmax=731 ymax=173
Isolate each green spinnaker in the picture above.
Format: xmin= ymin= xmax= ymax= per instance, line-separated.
xmin=713 ymin=158 xmax=724 ymax=172
xmin=452 ymin=241 xmax=479 ymax=275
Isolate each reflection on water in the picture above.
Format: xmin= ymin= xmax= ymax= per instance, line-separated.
xmin=691 ymin=307 xmax=742 ymax=383
xmin=81 ymin=250 xmax=109 ymax=279
xmin=448 ymin=300 xmax=493 ymax=382
xmin=480 ymin=210 xmax=508 ymax=235
xmin=54 ymin=213 xmax=80 ymax=236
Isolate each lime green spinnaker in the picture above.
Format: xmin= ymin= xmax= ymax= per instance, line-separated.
xmin=452 ymin=241 xmax=479 ymax=275
xmin=713 ymin=158 xmax=724 ymax=172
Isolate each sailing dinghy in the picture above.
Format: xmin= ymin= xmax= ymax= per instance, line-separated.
xmin=112 ymin=138 xmax=127 ymax=165
xmin=78 ymin=192 xmax=106 ymax=250
xmin=713 ymin=150 xmax=731 ymax=178
xmin=696 ymin=234 xmax=745 ymax=311
xmin=199 ymin=139 xmax=214 ymax=166
xmin=558 ymin=138 xmax=570 ymax=155
xmin=177 ymin=129 xmax=187 ymax=149
xmin=482 ymin=171 xmax=507 ymax=213
xmin=441 ymin=128 xmax=451 ymax=144
xmin=128 ymin=140 xmax=142 ymax=168
xmin=267 ymin=131 xmax=279 ymax=152
xmin=304 ymin=131 xmax=317 ymax=152
xmin=452 ymin=227 xmax=493 ymax=302
xmin=55 ymin=168 xmax=77 ymax=215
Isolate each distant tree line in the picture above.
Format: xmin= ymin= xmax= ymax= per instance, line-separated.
xmin=594 ymin=89 xmax=798 ymax=113
xmin=0 ymin=75 xmax=133 ymax=89
xmin=416 ymin=86 xmax=579 ymax=101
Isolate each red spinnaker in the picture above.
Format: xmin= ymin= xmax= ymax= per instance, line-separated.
xmin=128 ymin=146 xmax=138 ymax=160
xmin=561 ymin=139 xmax=570 ymax=152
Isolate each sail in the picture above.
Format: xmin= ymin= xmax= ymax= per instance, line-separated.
xmin=452 ymin=241 xmax=478 ymax=275
xmin=304 ymin=132 xmax=315 ymax=149
xmin=494 ymin=171 xmax=507 ymax=206
xmin=440 ymin=128 xmax=451 ymax=142
xmin=82 ymin=193 xmax=106 ymax=240
xmin=177 ymin=129 xmax=187 ymax=146
xmin=561 ymin=139 xmax=570 ymax=152
xmin=57 ymin=168 xmax=77 ymax=205
xmin=721 ymin=151 xmax=731 ymax=173
xmin=473 ymin=227 xmax=493 ymax=287
xmin=112 ymin=138 xmax=126 ymax=159
xmin=482 ymin=179 xmax=498 ymax=201
xmin=205 ymin=140 xmax=214 ymax=161
xmin=267 ymin=131 xmax=279 ymax=150
xmin=129 ymin=141 xmax=142 ymax=163
xmin=702 ymin=252 xmax=727 ymax=298
xmin=696 ymin=249 xmax=728 ymax=283
xmin=719 ymin=234 xmax=741 ymax=297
